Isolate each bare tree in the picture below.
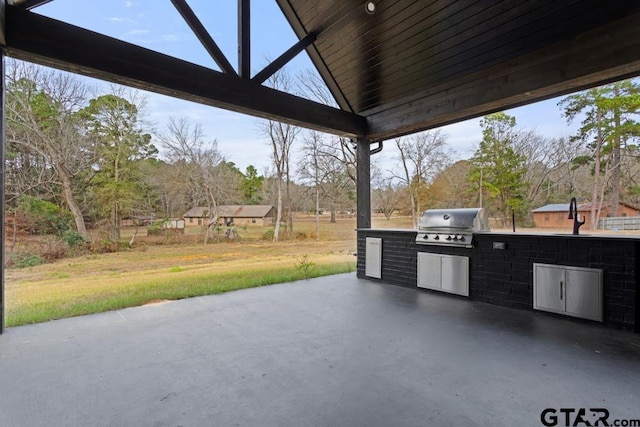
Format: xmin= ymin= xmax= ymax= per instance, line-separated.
xmin=392 ymin=130 xmax=454 ymax=227
xmin=427 ymin=160 xmax=474 ymax=209
xmin=159 ymin=117 xmax=226 ymax=243
xmin=298 ymin=69 xmax=359 ymax=183
xmin=141 ymin=160 xmax=189 ymax=217
xmin=513 ymin=133 xmax=585 ymax=207
xmin=6 ymin=60 xmax=94 ymax=239
xmin=317 ymin=151 xmax=355 ymax=223
xmin=299 ymin=130 xmax=323 ymax=240
xmin=258 ymin=70 xmax=300 ymax=241
xmin=372 ymin=179 xmax=402 ymax=220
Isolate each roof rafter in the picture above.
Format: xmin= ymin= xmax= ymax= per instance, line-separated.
xmin=238 ymin=0 xmax=250 ymax=79
xmin=170 ymin=0 xmax=237 ymax=76
xmin=3 ymin=5 xmax=367 ymax=137
xmin=252 ymin=31 xmax=317 ymax=84
xmin=7 ymin=0 xmax=52 ymax=10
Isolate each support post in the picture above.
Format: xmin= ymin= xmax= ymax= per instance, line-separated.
xmin=356 ymin=137 xmax=371 ymax=229
xmin=238 ymin=0 xmax=250 ymax=79
xmin=0 ymin=50 xmax=5 ymax=334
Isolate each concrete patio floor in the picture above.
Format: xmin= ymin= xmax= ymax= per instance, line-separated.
xmin=1 ymin=273 xmax=639 ymax=427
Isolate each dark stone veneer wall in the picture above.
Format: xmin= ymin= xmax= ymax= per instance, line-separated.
xmin=357 ymin=230 xmax=639 ymax=332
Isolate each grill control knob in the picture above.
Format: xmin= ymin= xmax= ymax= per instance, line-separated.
xmin=434 ymin=235 xmax=440 ymax=240
xmin=423 ymin=235 xmax=429 ymax=240
xmin=452 ymin=235 xmax=458 ymax=241
xmin=446 ymin=235 xmax=452 ymax=241
xmin=458 ymin=235 xmax=465 ymax=242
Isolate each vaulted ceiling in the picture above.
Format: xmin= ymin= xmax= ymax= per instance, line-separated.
xmin=278 ymin=0 xmax=640 ymax=141
xmin=3 ymin=0 xmax=640 ymax=143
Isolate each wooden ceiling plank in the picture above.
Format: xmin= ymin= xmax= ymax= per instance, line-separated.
xmin=363 ymin=12 xmax=640 ymax=141
xmin=319 ymin=0 xmax=470 ymax=70
xmin=310 ymin=7 xmax=374 ymax=67
xmin=5 ymin=5 xmax=367 ymax=137
xmin=319 ymin=0 xmax=448 ymax=67
xmin=329 ymin=1 xmax=517 ymax=105
xmin=322 ymin=1 xmax=475 ymax=109
xmin=331 ymin=0 xmax=562 ymax=92
xmin=351 ymin=0 xmax=591 ymax=110
xmin=341 ymin=1 xmax=625 ymax=111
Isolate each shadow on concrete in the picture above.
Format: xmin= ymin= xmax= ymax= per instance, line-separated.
xmin=1 ymin=273 xmax=638 ymax=426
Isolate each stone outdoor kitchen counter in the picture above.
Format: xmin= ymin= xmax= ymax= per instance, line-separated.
xmin=357 ymin=228 xmax=639 ymax=332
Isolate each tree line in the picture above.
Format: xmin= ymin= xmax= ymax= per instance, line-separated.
xmin=6 ymin=58 xmax=640 ymax=246
xmin=375 ymin=79 xmax=640 ymax=229
xmin=5 ymin=60 xmax=357 ymax=244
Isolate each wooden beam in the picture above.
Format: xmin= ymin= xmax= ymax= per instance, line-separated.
xmin=238 ymin=0 xmax=250 ymax=79
xmin=0 ymin=0 xmax=5 ymax=46
xmin=8 ymin=0 xmax=53 ymax=9
xmin=363 ymin=12 xmax=640 ymax=142
xmin=4 ymin=6 xmax=367 ymax=137
xmin=170 ymin=0 xmax=236 ymax=76
xmin=356 ymin=137 xmax=371 ymax=229
xmin=252 ymin=31 xmax=317 ymax=85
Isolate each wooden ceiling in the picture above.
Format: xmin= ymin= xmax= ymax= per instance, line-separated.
xmin=278 ymin=0 xmax=640 ymax=141
xmin=3 ymin=1 xmax=640 ymax=143
xmin=282 ymin=0 xmax=635 ymax=113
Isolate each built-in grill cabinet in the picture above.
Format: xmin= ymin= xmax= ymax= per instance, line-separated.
xmin=417 ymin=253 xmax=469 ymax=296
xmin=415 ymin=208 xmax=489 ymax=248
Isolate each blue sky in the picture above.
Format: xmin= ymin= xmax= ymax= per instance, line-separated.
xmin=34 ymin=0 xmax=581 ymax=174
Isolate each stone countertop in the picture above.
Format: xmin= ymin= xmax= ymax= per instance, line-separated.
xmin=357 ymin=228 xmax=418 ymax=233
xmin=475 ymin=231 xmax=640 ymax=240
xmin=358 ymin=228 xmax=640 ymax=240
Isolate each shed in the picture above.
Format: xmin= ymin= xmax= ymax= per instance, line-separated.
xmin=183 ymin=205 xmax=276 ymax=227
xmin=532 ymin=202 xmax=640 ymax=229
xmin=120 ymin=215 xmax=156 ymax=228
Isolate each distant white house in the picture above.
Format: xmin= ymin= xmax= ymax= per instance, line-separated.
xmin=183 ymin=205 xmax=277 ymax=227
xmin=163 ymin=218 xmax=185 ymax=229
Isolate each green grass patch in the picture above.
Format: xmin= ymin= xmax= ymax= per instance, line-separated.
xmin=6 ymin=261 xmax=355 ymax=327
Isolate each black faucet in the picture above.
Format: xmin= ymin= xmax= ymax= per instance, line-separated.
xmin=568 ymin=197 xmax=585 ymax=235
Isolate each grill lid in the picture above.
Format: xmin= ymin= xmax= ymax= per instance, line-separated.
xmin=418 ymin=208 xmax=489 ymax=232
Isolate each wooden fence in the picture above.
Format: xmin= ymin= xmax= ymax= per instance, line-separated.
xmin=598 ymin=216 xmax=640 ymax=230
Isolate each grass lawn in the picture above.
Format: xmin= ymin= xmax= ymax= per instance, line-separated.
xmin=5 ymin=215 xmax=412 ymax=327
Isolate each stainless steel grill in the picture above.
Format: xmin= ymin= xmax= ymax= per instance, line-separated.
xmin=415 ymin=208 xmax=489 ymax=248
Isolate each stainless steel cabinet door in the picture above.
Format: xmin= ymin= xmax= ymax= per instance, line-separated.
xmin=441 ymin=255 xmax=469 ymax=296
xmin=365 ymin=238 xmax=382 ymax=279
xmin=417 ymin=252 xmax=442 ymax=290
xmin=565 ymin=268 xmax=603 ymax=322
xmin=533 ymin=264 xmax=565 ymax=314
xmin=533 ymin=263 xmax=603 ymax=322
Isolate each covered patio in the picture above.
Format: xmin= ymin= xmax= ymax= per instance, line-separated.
xmin=2 ymin=2 xmax=640 ymax=424
xmin=2 ymin=1 xmax=640 ymax=333
xmin=1 ymin=273 xmax=638 ymax=426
